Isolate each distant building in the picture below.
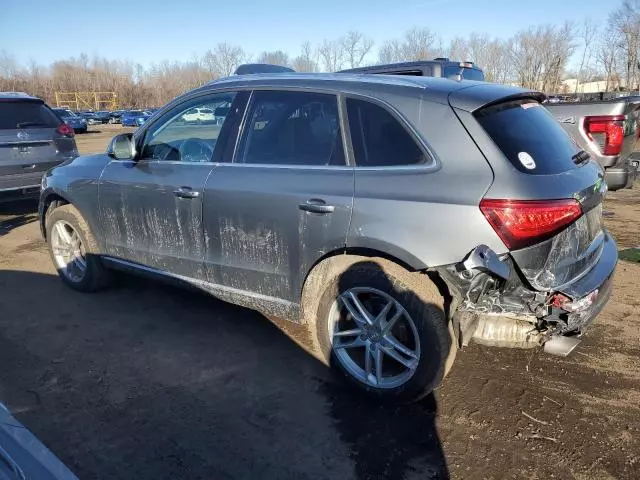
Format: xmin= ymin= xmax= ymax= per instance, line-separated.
xmin=561 ymin=78 xmax=623 ymax=93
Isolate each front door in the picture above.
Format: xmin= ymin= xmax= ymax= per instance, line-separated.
xmin=202 ymin=90 xmax=354 ymax=307
xmin=98 ymin=91 xmax=242 ymax=279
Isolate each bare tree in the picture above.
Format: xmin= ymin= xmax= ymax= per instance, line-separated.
xmin=256 ymin=50 xmax=290 ymax=67
xmin=609 ymin=0 xmax=640 ymax=91
xmin=465 ymin=34 xmax=512 ymax=83
xmin=575 ymin=18 xmax=598 ymax=91
xmin=446 ymin=37 xmax=468 ymax=61
xmin=317 ymin=39 xmax=344 ymax=72
xmin=341 ymin=31 xmax=374 ymax=68
xmin=378 ymin=27 xmax=436 ymax=63
xmin=292 ymin=41 xmax=318 ymax=72
xmin=202 ymin=43 xmax=247 ymax=77
xmin=597 ymin=28 xmax=621 ymax=91
xmin=510 ymin=23 xmax=576 ymax=91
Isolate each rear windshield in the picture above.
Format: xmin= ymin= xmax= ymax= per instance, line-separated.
xmin=444 ymin=66 xmax=485 ymax=81
xmin=0 ymin=101 xmax=61 ymax=129
xmin=475 ymin=99 xmax=580 ymax=175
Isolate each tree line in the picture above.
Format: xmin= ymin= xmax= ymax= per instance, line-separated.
xmin=0 ymin=0 xmax=638 ymax=108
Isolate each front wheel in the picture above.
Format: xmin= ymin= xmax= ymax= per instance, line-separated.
xmin=309 ymin=258 xmax=456 ymax=403
xmin=46 ymin=204 xmax=110 ymax=292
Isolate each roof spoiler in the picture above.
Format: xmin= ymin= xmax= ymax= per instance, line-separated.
xmin=234 ymin=64 xmax=295 ymax=75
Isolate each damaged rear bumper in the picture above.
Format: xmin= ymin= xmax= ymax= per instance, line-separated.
xmin=439 ymin=230 xmax=617 ymax=354
xmin=552 ymin=230 xmax=617 ymax=335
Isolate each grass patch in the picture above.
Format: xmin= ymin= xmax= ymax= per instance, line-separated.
xmin=619 ymin=248 xmax=640 ymax=263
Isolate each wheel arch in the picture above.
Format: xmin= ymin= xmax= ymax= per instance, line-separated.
xmin=40 ymin=189 xmax=71 ymax=241
xmin=300 ymin=247 xmax=452 ymax=325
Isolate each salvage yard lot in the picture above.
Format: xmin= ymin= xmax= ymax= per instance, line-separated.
xmin=0 ymin=124 xmax=639 ymax=479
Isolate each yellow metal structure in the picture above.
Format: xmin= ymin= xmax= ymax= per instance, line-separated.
xmin=54 ymin=92 xmax=118 ymax=111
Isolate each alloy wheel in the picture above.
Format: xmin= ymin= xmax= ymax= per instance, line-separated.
xmin=50 ymin=220 xmax=87 ymax=283
xmin=328 ymin=287 xmax=421 ymax=389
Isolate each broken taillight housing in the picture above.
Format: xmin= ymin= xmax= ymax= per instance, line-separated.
xmin=583 ymin=115 xmax=625 ymax=156
xmin=480 ymin=198 xmax=583 ymax=250
xmin=551 ymin=290 xmax=599 ymax=313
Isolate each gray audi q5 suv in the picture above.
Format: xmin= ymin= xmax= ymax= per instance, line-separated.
xmin=39 ymin=73 xmax=617 ymax=402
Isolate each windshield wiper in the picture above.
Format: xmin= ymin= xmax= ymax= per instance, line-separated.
xmin=16 ymin=121 xmax=50 ymax=128
xmin=572 ymin=150 xmax=591 ymax=165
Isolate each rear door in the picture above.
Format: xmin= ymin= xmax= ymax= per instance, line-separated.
xmin=0 ymin=99 xmax=75 ymax=192
xmin=201 ymin=89 xmax=354 ymax=305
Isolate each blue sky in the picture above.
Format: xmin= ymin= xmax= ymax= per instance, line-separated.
xmin=1 ymin=0 xmax=607 ymax=67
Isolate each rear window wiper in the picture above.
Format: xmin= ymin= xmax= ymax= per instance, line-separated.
xmin=571 ymin=150 xmax=590 ymax=165
xmin=16 ymin=121 xmax=50 ymax=128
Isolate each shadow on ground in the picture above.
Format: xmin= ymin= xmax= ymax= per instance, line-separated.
xmin=0 ymin=199 xmax=38 ymax=236
xmin=0 ymin=268 xmax=448 ymax=480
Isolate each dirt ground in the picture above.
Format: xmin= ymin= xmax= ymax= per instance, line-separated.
xmin=0 ymin=126 xmax=639 ymax=479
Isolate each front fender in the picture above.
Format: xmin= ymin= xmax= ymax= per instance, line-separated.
xmin=39 ymin=154 xmax=109 ymax=249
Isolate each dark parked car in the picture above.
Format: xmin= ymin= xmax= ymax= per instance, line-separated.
xmin=120 ymin=110 xmax=150 ymax=127
xmin=52 ymin=108 xmax=88 ymax=134
xmin=94 ymin=111 xmax=112 ymax=123
xmin=339 ymin=57 xmax=486 ymax=81
xmin=109 ymin=110 xmax=125 ymax=124
xmin=39 ymin=74 xmax=616 ymax=402
xmin=0 ymin=93 xmax=77 ymax=200
xmin=77 ymin=111 xmax=100 ymax=125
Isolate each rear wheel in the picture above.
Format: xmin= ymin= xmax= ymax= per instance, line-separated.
xmin=305 ymin=257 xmax=456 ymax=403
xmin=46 ymin=204 xmax=110 ymax=292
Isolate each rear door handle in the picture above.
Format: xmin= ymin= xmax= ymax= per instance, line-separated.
xmin=173 ymin=186 xmax=200 ymax=199
xmin=299 ymin=199 xmax=335 ymax=214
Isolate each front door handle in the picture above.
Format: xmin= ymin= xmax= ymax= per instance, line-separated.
xmin=299 ymin=199 xmax=335 ymax=214
xmin=173 ymin=186 xmax=200 ymax=199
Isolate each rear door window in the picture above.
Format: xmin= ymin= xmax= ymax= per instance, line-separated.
xmin=346 ymin=98 xmax=425 ymax=167
xmin=0 ymin=101 xmax=61 ymax=129
xmin=475 ymin=99 xmax=580 ymax=175
xmin=238 ymin=90 xmax=345 ymax=166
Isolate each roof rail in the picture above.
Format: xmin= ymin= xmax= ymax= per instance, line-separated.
xmin=433 ymin=57 xmax=450 ymax=62
xmin=234 ymin=64 xmax=295 ymax=75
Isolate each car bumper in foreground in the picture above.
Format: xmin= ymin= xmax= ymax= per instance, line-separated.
xmin=0 ymin=403 xmax=78 ymax=479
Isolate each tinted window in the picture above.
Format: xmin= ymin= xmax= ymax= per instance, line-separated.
xmin=142 ymin=92 xmax=237 ymax=163
xmin=444 ymin=66 xmax=485 ymax=81
xmin=346 ymin=98 xmax=424 ymax=167
xmin=0 ymin=101 xmax=61 ymax=129
xmin=239 ymin=91 xmax=345 ymax=166
xmin=475 ymin=99 xmax=580 ymax=175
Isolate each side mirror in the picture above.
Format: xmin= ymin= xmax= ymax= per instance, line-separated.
xmin=108 ymin=133 xmax=136 ymax=160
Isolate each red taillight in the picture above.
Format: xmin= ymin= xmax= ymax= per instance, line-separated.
xmin=56 ymin=123 xmax=74 ymax=137
xmin=480 ymin=199 xmax=583 ymax=250
xmin=583 ymin=115 xmax=624 ymax=156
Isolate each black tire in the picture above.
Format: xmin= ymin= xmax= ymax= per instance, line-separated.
xmin=46 ymin=204 xmax=110 ymax=292
xmin=305 ymin=257 xmax=456 ymax=403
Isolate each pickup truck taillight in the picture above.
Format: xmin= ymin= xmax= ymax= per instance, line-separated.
xmin=583 ymin=115 xmax=625 ymax=156
xmin=480 ymin=199 xmax=583 ymax=250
